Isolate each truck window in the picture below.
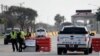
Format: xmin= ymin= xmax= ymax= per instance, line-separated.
xmin=37 ymin=29 xmax=45 ymax=32
xmin=59 ymin=27 xmax=88 ymax=34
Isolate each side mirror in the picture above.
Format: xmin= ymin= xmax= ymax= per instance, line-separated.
xmin=90 ymin=33 xmax=95 ymax=36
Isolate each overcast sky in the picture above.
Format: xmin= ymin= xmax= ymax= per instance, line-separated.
xmin=0 ymin=0 xmax=100 ymax=25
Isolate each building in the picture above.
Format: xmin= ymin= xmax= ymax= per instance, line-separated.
xmin=71 ymin=10 xmax=97 ymax=31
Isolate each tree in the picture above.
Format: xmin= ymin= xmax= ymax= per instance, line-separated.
xmin=2 ymin=10 xmax=17 ymax=28
xmin=0 ymin=14 xmax=6 ymax=24
xmin=54 ymin=14 xmax=65 ymax=30
xmin=23 ymin=8 xmax=38 ymax=32
xmin=3 ymin=6 xmax=38 ymax=32
xmin=55 ymin=14 xmax=65 ymax=23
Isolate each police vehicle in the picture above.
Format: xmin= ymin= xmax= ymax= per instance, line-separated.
xmin=4 ymin=28 xmax=20 ymax=45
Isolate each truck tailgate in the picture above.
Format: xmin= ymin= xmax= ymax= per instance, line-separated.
xmin=58 ymin=34 xmax=89 ymax=44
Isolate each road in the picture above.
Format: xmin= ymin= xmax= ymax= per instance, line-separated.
xmin=0 ymin=36 xmax=99 ymax=56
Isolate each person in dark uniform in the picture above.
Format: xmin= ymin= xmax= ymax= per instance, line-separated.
xmin=17 ymin=31 xmax=25 ymax=52
xmin=10 ymin=30 xmax=18 ymax=52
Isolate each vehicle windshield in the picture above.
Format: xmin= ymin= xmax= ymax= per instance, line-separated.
xmin=59 ymin=27 xmax=88 ymax=34
xmin=37 ymin=29 xmax=45 ymax=32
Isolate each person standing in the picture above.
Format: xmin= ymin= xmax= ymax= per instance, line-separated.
xmin=17 ymin=30 xmax=25 ymax=52
xmin=10 ymin=30 xmax=18 ymax=52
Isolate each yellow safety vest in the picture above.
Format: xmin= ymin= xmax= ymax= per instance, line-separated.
xmin=10 ymin=32 xmax=17 ymax=39
xmin=20 ymin=31 xmax=25 ymax=39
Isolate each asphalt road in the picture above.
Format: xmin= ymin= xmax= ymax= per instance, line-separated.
xmin=0 ymin=35 xmax=99 ymax=56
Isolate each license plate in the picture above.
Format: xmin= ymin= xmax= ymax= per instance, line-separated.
xmin=69 ymin=44 xmax=74 ymax=47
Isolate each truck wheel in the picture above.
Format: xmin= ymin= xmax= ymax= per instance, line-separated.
xmin=89 ymin=46 xmax=92 ymax=53
xmin=84 ymin=49 xmax=89 ymax=55
xmin=57 ymin=48 xmax=62 ymax=55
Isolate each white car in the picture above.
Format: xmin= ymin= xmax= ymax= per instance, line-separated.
xmin=35 ymin=28 xmax=47 ymax=37
xmin=57 ymin=26 xmax=93 ymax=55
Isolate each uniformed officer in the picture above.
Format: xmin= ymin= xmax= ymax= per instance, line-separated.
xmin=10 ymin=30 xmax=18 ymax=52
xmin=17 ymin=30 xmax=25 ymax=52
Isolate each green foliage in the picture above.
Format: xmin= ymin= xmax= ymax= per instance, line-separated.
xmin=2 ymin=6 xmax=38 ymax=30
xmin=54 ymin=14 xmax=65 ymax=30
xmin=54 ymin=14 xmax=65 ymax=23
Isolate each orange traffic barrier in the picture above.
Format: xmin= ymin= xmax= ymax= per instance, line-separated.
xmin=92 ymin=38 xmax=100 ymax=52
xmin=36 ymin=37 xmax=51 ymax=52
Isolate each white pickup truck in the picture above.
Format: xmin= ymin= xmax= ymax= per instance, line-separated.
xmin=57 ymin=26 xmax=93 ymax=55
